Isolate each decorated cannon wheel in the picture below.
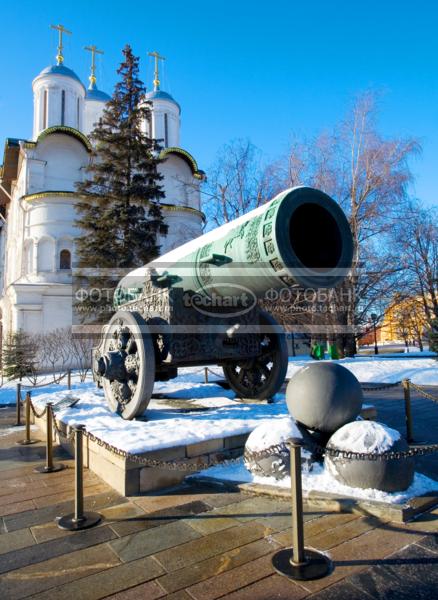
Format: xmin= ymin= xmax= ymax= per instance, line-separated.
xmin=222 ymin=310 xmax=288 ymax=399
xmin=95 ymin=311 xmax=155 ymax=420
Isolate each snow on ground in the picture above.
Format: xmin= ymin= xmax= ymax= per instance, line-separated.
xmin=358 ymin=343 xmax=434 ymax=356
xmin=0 ymin=372 xmax=97 ymax=406
xmin=0 ymin=354 xmax=436 ymax=407
xmin=286 ymin=355 xmax=438 ymax=385
xmin=192 ymin=458 xmax=438 ymax=505
xmin=210 ymin=418 xmax=431 ymax=505
xmin=0 ymin=416 xmax=39 ymax=438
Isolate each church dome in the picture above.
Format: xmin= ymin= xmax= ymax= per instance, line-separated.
xmin=83 ymin=82 xmax=110 ymax=135
xmin=37 ymin=64 xmax=84 ymax=87
xmin=86 ymin=85 xmax=110 ymax=102
xmin=146 ymin=90 xmax=181 ymax=113
xmin=32 ymin=61 xmax=86 ymax=139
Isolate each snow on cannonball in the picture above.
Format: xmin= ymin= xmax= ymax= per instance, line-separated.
xmin=286 ymin=363 xmax=363 ymax=433
xmin=325 ymin=421 xmax=414 ymax=492
xmin=243 ymin=417 xmax=302 ymax=480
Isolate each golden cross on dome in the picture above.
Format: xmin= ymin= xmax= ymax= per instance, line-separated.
xmin=84 ymin=45 xmax=104 ymax=88
xmin=51 ymin=23 xmax=72 ymax=65
xmin=148 ymin=50 xmax=166 ymax=91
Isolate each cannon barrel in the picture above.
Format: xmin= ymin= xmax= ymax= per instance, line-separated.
xmin=97 ymin=186 xmax=354 ymax=419
xmin=114 ymin=186 xmax=353 ymax=306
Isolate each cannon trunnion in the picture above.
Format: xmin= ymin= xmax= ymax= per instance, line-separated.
xmin=94 ymin=187 xmax=354 ymax=419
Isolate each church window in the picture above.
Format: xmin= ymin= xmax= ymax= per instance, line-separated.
xmin=59 ymin=249 xmax=71 ymax=270
xmin=43 ymin=90 xmax=48 ymax=129
xmin=164 ymin=113 xmax=168 ymax=147
xmin=77 ymin=97 xmax=80 ymax=128
xmin=61 ymin=90 xmax=66 ymax=125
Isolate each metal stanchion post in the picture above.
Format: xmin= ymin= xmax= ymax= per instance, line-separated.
xmin=17 ymin=392 xmax=39 ymax=445
xmin=34 ymin=403 xmax=65 ymax=473
xmin=57 ymin=424 xmax=101 ymax=530
xmin=204 ymin=367 xmax=209 ymax=384
xmin=15 ymin=382 xmax=22 ymax=426
xmin=403 ymin=379 xmax=414 ymax=443
xmin=272 ymin=438 xmax=332 ymax=580
xmin=67 ymin=369 xmax=72 ymax=390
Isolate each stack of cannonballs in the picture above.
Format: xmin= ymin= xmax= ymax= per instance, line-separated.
xmin=244 ymin=363 xmax=414 ymax=492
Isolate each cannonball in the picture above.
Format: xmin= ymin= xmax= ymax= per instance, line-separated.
xmin=286 ymin=362 xmax=363 ymax=433
xmin=244 ymin=417 xmax=305 ymax=480
xmin=325 ymin=421 xmax=414 ymax=492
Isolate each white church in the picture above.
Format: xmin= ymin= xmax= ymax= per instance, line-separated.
xmin=0 ymin=26 xmax=205 ymax=340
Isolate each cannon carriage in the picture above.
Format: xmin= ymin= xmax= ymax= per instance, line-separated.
xmin=93 ymin=187 xmax=353 ymax=419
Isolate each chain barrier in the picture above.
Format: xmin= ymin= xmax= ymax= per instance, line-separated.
xmin=52 ymin=412 xmax=75 ymax=442
xmin=83 ymin=428 xmax=247 ymax=471
xmin=409 ymin=382 xmax=438 ymax=404
xmin=206 ymin=368 xmax=223 ymax=378
xmin=21 ymin=368 xmax=93 ymax=389
xmin=204 ymin=376 xmax=436 ymax=399
xmin=46 ymin=418 xmax=438 ymax=473
xmin=360 ymin=379 xmax=438 ymax=404
xmin=183 ymin=367 xmax=223 ymax=379
xmin=360 ymin=381 xmax=402 ymax=392
xmin=29 ymin=398 xmax=48 ymax=419
xmin=22 ymin=371 xmax=69 ymax=389
xmin=308 ymin=438 xmax=438 ymax=461
xmin=29 ymin=397 xmax=78 ymax=443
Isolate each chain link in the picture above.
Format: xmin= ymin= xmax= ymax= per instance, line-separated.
xmin=82 ymin=429 xmax=251 ymax=471
xmin=29 ymin=399 xmax=48 ymax=419
xmin=206 ymin=368 xmax=223 ymax=378
xmin=360 ymin=380 xmax=438 ymax=404
xmin=409 ymin=382 xmax=438 ymax=403
xmin=22 ymin=371 xmax=69 ymax=389
xmin=360 ymin=381 xmax=402 ymax=392
xmin=52 ymin=414 xmax=75 ymax=442
xmin=308 ymin=437 xmax=438 ymax=461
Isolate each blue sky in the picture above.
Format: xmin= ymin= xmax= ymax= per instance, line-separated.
xmin=1 ymin=0 xmax=437 ymax=206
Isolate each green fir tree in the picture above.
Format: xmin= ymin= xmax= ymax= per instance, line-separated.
xmin=75 ymin=45 xmax=167 ymax=321
xmin=2 ymin=330 xmax=37 ymax=381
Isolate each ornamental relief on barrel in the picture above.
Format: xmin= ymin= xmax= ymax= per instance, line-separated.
xmin=245 ymin=215 xmax=262 ymax=263
xmin=198 ymin=242 xmax=213 ymax=287
xmin=224 ymin=222 xmax=249 ymax=254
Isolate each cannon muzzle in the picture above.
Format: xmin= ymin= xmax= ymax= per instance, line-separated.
xmin=115 ymin=186 xmax=353 ymax=306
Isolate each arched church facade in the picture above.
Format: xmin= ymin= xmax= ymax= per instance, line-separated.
xmin=0 ymin=37 xmax=205 ymax=339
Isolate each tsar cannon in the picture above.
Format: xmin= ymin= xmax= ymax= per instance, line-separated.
xmin=93 ymin=187 xmax=353 ymax=419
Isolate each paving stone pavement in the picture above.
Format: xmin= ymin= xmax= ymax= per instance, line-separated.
xmin=0 ymin=386 xmax=437 ymax=599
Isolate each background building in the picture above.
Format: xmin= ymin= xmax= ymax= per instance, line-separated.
xmin=0 ymin=35 xmax=205 ymax=338
xmin=360 ymin=296 xmax=429 ymax=349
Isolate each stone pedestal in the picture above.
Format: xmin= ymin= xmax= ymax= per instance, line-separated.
xmin=33 ymin=412 xmax=248 ymax=495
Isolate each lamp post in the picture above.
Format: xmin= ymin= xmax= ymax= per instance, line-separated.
xmin=371 ymin=313 xmax=378 ymax=355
